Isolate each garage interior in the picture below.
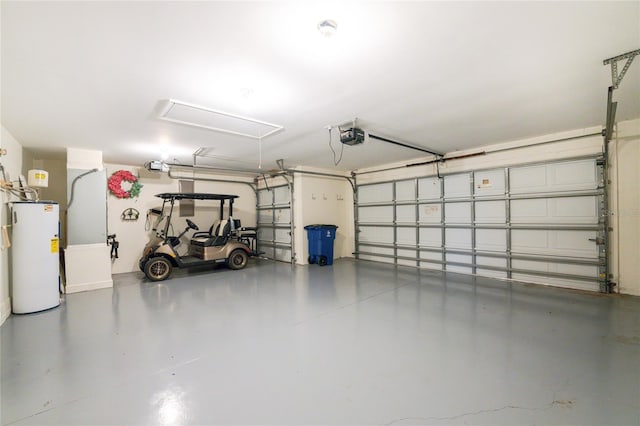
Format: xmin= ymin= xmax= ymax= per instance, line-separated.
xmin=1 ymin=2 xmax=639 ymax=425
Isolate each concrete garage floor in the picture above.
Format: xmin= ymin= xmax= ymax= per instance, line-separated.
xmin=1 ymin=259 xmax=639 ymax=425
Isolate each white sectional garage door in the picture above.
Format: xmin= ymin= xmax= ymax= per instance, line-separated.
xmin=355 ymin=158 xmax=606 ymax=292
xmin=257 ymin=184 xmax=293 ymax=263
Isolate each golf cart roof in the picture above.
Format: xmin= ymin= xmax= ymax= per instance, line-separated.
xmin=155 ymin=193 xmax=239 ymax=201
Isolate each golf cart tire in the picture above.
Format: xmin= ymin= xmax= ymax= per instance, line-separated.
xmin=144 ymin=256 xmax=173 ymax=281
xmin=228 ymin=249 xmax=248 ymax=270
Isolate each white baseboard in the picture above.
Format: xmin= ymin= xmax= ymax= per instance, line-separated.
xmin=65 ymin=279 xmax=113 ymax=294
xmin=0 ymin=297 xmax=11 ymax=326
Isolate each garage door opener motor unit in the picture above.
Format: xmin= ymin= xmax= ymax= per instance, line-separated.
xmin=340 ymin=127 xmax=365 ymax=145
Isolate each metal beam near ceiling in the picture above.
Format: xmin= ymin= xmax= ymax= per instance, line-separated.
xmin=603 ymin=48 xmax=640 ymax=89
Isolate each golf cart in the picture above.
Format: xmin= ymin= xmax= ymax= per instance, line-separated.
xmin=139 ymin=193 xmax=259 ymax=281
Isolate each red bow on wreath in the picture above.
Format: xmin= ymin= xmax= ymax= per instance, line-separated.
xmin=108 ymin=170 xmax=143 ymax=199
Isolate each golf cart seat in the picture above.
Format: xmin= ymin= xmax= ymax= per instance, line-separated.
xmin=192 ymin=220 xmax=221 ymax=239
xmin=191 ymin=219 xmax=231 ymax=247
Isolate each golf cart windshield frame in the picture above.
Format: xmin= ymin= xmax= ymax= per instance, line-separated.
xmin=156 ymin=193 xmax=239 ymax=242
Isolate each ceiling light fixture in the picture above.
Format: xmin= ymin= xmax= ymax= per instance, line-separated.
xmin=317 ymin=19 xmax=338 ymax=37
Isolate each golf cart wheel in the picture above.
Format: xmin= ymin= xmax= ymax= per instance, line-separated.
xmin=144 ymin=256 xmax=172 ymax=281
xmin=318 ymin=256 xmax=328 ymax=266
xmin=228 ymin=249 xmax=248 ymax=270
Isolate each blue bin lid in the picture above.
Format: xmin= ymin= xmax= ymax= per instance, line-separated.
xmin=304 ymin=224 xmax=338 ymax=230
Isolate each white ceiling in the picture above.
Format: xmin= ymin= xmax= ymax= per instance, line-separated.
xmin=2 ymin=1 xmax=639 ymax=172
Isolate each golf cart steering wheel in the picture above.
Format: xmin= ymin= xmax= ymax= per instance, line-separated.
xmin=186 ymin=219 xmax=199 ymax=231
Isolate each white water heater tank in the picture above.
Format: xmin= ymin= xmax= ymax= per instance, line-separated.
xmin=11 ymin=201 xmax=60 ymax=314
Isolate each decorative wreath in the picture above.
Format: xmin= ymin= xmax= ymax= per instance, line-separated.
xmin=108 ymin=170 xmax=143 ymax=199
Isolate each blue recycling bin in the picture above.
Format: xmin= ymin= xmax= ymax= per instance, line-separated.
xmin=304 ymin=224 xmax=338 ymax=266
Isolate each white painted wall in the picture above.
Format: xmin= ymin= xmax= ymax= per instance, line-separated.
xmin=105 ymin=164 xmax=256 ymax=274
xmin=105 ymin=164 xmax=178 ymax=274
xmin=356 ymin=126 xmax=604 ymax=185
xmin=292 ymin=170 xmax=355 ymax=265
xmin=0 ymin=126 xmax=24 ymax=324
xmin=609 ymin=119 xmax=640 ymax=296
xmin=192 ymin=176 xmax=257 ymax=232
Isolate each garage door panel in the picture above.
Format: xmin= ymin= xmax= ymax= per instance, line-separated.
xmin=476 ymin=229 xmax=507 ymax=251
xmin=444 ymin=174 xmax=471 ymax=198
xmin=512 ymin=259 xmax=597 ymax=276
xmin=257 ymin=228 xmax=273 ymax=241
xmin=358 ymin=206 xmax=393 ymax=223
xmin=474 ymin=169 xmax=505 ymax=196
xmin=275 ymin=228 xmax=290 ymax=244
xmin=396 ymin=180 xmax=416 ymax=201
xmin=273 ymin=186 xmax=290 ymax=205
xmin=510 ymin=159 xmax=597 ymax=194
xmin=511 ymin=230 xmax=597 ymax=257
xmin=551 ymin=160 xmax=597 ymax=189
xmin=553 ymin=197 xmax=598 ymax=223
xmin=365 ymin=246 xmax=393 ymax=256
xmin=257 ymin=186 xmax=293 ymax=263
xmin=258 ymin=191 xmax=272 ymax=207
xmin=261 ymin=246 xmax=275 ymax=259
xmin=360 ymin=254 xmax=394 ymax=264
xmin=396 ymin=205 xmax=416 ymax=223
xmin=511 ymin=197 xmax=598 ymax=224
xmin=420 ymin=251 xmax=442 ymax=265
xmin=444 ymin=202 xmax=471 ymax=223
xmin=355 ymin=157 xmax=605 ymax=291
xmin=512 ymin=260 xmax=598 ymax=291
xmin=419 ymin=228 xmax=441 ymax=247
xmin=420 ymin=262 xmax=443 ymax=272
xmin=258 ymin=210 xmax=272 ymax=223
xmin=274 ymin=208 xmax=291 ymax=224
xmin=555 ymin=231 xmax=598 ymax=256
xmin=445 ymin=228 xmax=471 ymax=249
xmin=359 ymin=183 xmax=392 ymax=203
xmin=419 ymin=204 xmax=441 ymax=223
xmin=274 ymin=248 xmax=291 ymax=262
xmin=511 ymin=229 xmax=547 ymax=251
xmin=418 ymin=177 xmax=441 ymax=200
xmin=511 ymin=199 xmax=548 ymax=222
xmin=475 ymin=201 xmax=506 ymax=223
xmin=397 ymin=228 xmax=416 ymax=246
xmin=447 ymin=253 xmax=472 ymax=273
xmin=397 ymin=249 xmax=417 ymax=266
xmin=360 ymin=226 xmax=393 ymax=244
xmin=511 ymin=272 xmax=598 ymax=291
xmin=476 ymin=256 xmax=508 ymax=278
xmin=510 ymin=165 xmax=546 ymax=194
